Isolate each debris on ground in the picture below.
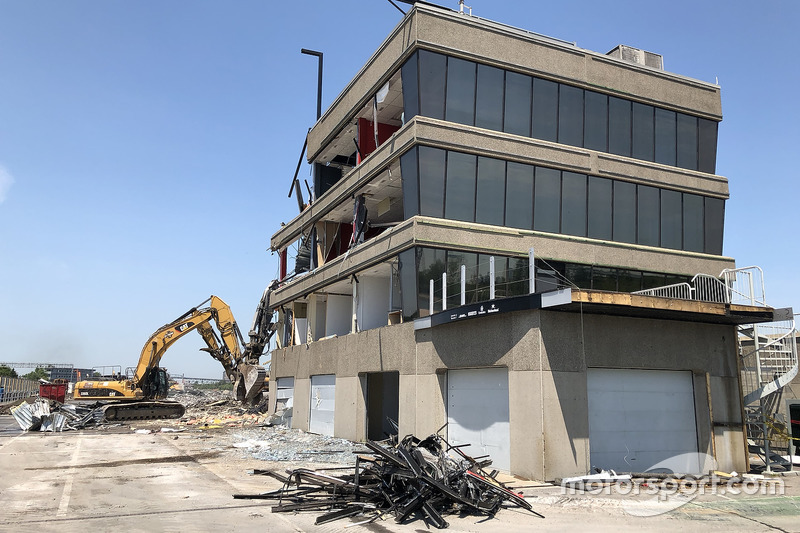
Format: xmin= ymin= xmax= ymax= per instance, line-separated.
xmin=233 ymin=432 xmax=543 ymax=529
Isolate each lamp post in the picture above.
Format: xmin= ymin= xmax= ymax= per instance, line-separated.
xmin=301 ymin=48 xmax=323 ymax=120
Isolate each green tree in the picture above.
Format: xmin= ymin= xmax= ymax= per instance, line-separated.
xmin=22 ymin=367 xmax=49 ymax=380
xmin=0 ymin=365 xmax=18 ymax=378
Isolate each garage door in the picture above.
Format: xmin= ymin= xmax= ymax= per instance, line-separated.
xmin=447 ymin=368 xmax=510 ymax=471
xmin=309 ymin=374 xmax=335 ymax=436
xmin=587 ymin=369 xmax=699 ymax=474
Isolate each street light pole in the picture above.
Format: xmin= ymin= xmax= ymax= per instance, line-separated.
xmin=301 ymin=48 xmax=323 ymax=120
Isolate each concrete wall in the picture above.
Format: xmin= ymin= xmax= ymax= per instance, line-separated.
xmin=269 ymin=307 xmax=746 ymax=479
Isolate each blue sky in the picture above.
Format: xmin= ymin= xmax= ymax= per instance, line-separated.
xmin=1 ymin=0 xmax=797 ymax=378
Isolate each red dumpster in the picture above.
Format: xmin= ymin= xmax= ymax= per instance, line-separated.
xmin=39 ymin=383 xmax=67 ymax=403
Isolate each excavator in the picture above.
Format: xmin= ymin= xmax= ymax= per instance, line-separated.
xmin=74 ymin=286 xmax=276 ymax=421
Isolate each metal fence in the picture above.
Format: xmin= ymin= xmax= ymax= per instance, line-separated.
xmin=0 ymin=376 xmax=39 ymax=403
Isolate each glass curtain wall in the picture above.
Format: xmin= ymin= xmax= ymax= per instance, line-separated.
xmin=402 ymin=50 xmax=718 ymax=174
xmin=400 ymin=146 xmax=725 ymax=254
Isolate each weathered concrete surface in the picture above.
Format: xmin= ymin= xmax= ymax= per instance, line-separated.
xmin=3 ymin=415 xmax=800 ymax=532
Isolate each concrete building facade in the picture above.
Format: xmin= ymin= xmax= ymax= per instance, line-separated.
xmin=267 ymin=4 xmax=770 ymax=480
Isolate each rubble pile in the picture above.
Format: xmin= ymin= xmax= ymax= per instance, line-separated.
xmin=234 ymin=433 xmax=543 ymax=529
xmin=230 ymin=426 xmax=360 ymax=464
xmin=10 ymin=399 xmax=105 ymax=432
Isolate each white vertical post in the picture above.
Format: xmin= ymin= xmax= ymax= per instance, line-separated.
xmin=442 ymin=272 xmax=447 ymax=311
xmin=528 ymin=247 xmax=536 ymax=294
xmin=460 ymin=264 xmax=466 ymax=306
xmin=429 ymin=279 xmax=434 ymax=315
xmin=489 ymin=256 xmax=495 ymax=300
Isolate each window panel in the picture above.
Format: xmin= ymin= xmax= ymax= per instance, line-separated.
xmin=637 ymin=185 xmax=660 ymax=246
xmin=642 ymin=271 xmax=667 ymax=290
xmin=660 ymin=189 xmax=682 ymax=249
xmin=613 ymin=180 xmax=636 ymax=243
xmin=588 ymin=176 xmax=612 ymax=240
xmin=401 ymin=52 xmax=419 ymax=120
xmin=418 ymin=146 xmax=446 ymax=218
xmin=417 ymin=248 xmax=446 ymax=315
xmin=655 ymin=108 xmax=677 ymax=166
xmin=399 ymin=248 xmax=418 ymax=319
xmin=534 ymin=167 xmax=560 ymax=233
xmin=400 ymin=147 xmax=419 ymax=219
xmin=632 ymin=103 xmax=655 ymax=161
xmin=677 ymin=113 xmax=698 ymax=170
xmin=683 ymin=193 xmax=704 ymax=253
xmin=561 ymin=172 xmax=587 ymax=237
xmin=475 ymin=64 xmax=504 ymax=131
xmin=476 ymin=157 xmax=506 ymax=226
xmin=584 ymin=90 xmax=608 ymax=152
xmin=608 ymin=96 xmax=631 ymax=157
xmin=445 ymin=57 xmax=476 ymax=126
xmin=558 ymin=84 xmax=584 ymax=147
xmin=704 ymin=197 xmax=725 ymax=255
xmin=504 ymin=71 xmax=532 ymax=136
xmin=592 ymin=267 xmax=617 ymax=291
xmin=418 ymin=50 xmax=446 ymax=120
xmin=505 ymin=162 xmax=533 ymax=230
xmin=532 ymin=78 xmax=558 ymax=142
xmin=444 ymin=151 xmax=477 ymax=222
xmin=446 ymin=251 xmax=477 ymax=308
xmin=698 ymin=118 xmax=718 ymax=174
xmin=565 ymin=263 xmax=592 ymax=289
xmin=617 ymin=270 xmax=643 ymax=293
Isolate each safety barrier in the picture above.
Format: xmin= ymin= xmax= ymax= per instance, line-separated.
xmin=0 ymin=376 xmax=39 ymax=404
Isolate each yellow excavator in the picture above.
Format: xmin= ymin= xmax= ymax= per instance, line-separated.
xmin=74 ymin=288 xmax=276 ymax=421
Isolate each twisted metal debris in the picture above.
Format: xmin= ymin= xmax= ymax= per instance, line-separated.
xmin=235 ymin=432 xmax=544 ymax=528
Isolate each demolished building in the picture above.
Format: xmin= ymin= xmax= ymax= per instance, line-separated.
xmin=266 ymin=3 xmax=790 ymax=480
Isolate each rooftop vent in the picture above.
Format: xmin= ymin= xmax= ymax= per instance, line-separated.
xmin=606 ymin=45 xmax=663 ymax=70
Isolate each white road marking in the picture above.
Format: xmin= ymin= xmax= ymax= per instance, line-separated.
xmin=56 ymin=436 xmax=83 ymax=517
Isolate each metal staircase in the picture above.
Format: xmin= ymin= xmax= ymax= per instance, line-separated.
xmin=723 ymin=267 xmax=798 ymax=472
xmin=636 ymin=266 xmax=798 ymax=472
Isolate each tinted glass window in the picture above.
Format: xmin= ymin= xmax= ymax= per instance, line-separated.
xmin=534 ymin=167 xmax=560 ymax=233
xmin=532 ymin=78 xmax=558 ymax=142
xmin=584 ymin=91 xmax=608 ymax=152
xmin=683 ymin=193 xmax=704 ymax=253
xmin=698 ymin=118 xmax=718 ymax=174
xmin=587 ymin=176 xmax=612 ymax=240
xmin=632 ymin=103 xmax=655 ymax=161
xmin=417 ymin=248 xmax=446 ymax=314
xmin=401 ymin=52 xmax=418 ymax=120
xmin=608 ymin=96 xmax=631 ymax=157
xmin=660 ymin=189 xmax=682 ymax=249
xmin=592 ymin=267 xmax=617 ymax=291
xmin=655 ymin=108 xmax=677 ymax=166
xmin=613 ymin=180 xmax=636 ymax=243
xmin=445 ymin=57 xmax=476 ymax=126
xmin=504 ymin=71 xmax=532 ymax=136
xmin=642 ymin=271 xmax=667 ymax=290
xmin=561 ymin=172 xmax=587 ymax=237
xmin=705 ymin=197 xmax=725 ymax=254
xmin=676 ymin=113 xmax=698 ymax=170
xmin=558 ymin=85 xmax=584 ymax=147
xmin=418 ymin=50 xmax=446 ymax=120
xmin=565 ymin=263 xmax=592 ymax=289
xmin=637 ymin=185 xmax=660 ymax=246
xmin=399 ymin=248 xmax=418 ymax=319
xmin=445 ymin=151 xmax=477 ymax=222
xmin=475 ymin=157 xmax=506 ymax=225
xmin=505 ymin=162 xmax=533 ymax=230
xmin=475 ymin=64 xmax=504 ymax=131
xmin=446 ymin=251 xmax=477 ymax=308
xmin=418 ymin=146 xmax=446 ymax=218
xmin=618 ymin=270 xmax=643 ymax=292
xmin=400 ymin=147 xmax=419 ymax=219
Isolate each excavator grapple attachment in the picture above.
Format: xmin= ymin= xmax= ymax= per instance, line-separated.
xmin=236 ymin=364 xmax=267 ymax=404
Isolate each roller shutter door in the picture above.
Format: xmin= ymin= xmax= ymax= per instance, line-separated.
xmin=447 ymin=368 xmax=510 ymax=471
xmin=587 ymin=368 xmax=699 ymax=473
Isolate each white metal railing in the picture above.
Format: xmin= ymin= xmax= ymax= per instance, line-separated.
xmin=722 ymin=266 xmax=767 ymax=307
xmin=633 ymin=282 xmax=693 ymax=300
xmin=740 ymin=318 xmax=798 ymax=406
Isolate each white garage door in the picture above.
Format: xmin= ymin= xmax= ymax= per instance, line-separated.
xmin=447 ymin=368 xmax=510 ymax=471
xmin=587 ymin=368 xmax=699 ymax=474
xmin=309 ymin=374 xmax=335 ymax=436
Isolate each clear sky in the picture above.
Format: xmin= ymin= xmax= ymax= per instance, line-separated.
xmin=1 ymin=0 xmax=797 ymax=378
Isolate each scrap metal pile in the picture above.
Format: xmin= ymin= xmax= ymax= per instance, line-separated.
xmin=235 ymin=432 xmax=543 ymax=528
xmin=11 ymin=399 xmax=106 ymax=432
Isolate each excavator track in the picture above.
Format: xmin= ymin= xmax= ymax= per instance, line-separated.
xmin=102 ymin=401 xmax=186 ymax=422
